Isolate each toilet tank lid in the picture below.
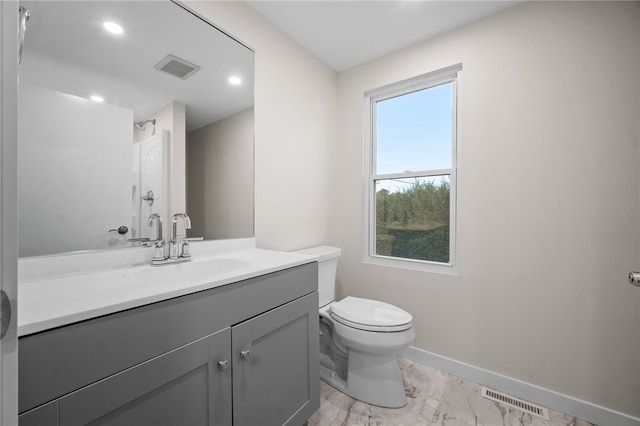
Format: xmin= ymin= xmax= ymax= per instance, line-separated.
xmin=294 ymin=246 xmax=341 ymax=261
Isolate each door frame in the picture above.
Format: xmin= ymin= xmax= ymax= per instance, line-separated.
xmin=1 ymin=0 xmax=20 ymax=424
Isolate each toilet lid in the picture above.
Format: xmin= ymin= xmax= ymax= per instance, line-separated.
xmin=329 ymin=296 xmax=413 ymax=332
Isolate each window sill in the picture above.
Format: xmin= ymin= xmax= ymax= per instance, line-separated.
xmin=363 ymin=254 xmax=458 ymax=275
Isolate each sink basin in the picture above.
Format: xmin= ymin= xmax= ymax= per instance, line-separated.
xmin=127 ymin=257 xmax=251 ymax=288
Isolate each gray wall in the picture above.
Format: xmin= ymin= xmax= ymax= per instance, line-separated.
xmin=187 ymin=109 xmax=254 ymax=240
xmin=334 ymin=1 xmax=640 ymax=417
xmin=189 ymin=0 xmax=640 ymax=418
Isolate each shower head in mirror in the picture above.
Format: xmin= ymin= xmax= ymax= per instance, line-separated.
xmin=135 ymin=119 xmax=156 ymax=130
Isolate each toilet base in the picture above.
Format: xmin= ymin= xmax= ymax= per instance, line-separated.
xmin=320 ymin=350 xmax=407 ymax=408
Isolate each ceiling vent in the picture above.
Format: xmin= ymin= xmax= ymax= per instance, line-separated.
xmin=154 ymin=54 xmax=200 ymax=80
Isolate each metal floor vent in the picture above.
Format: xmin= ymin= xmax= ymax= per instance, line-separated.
xmin=481 ymin=387 xmax=550 ymax=420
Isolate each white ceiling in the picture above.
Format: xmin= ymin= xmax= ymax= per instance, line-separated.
xmin=247 ymin=1 xmax=522 ymax=71
xmin=20 ymin=1 xmax=254 ymax=132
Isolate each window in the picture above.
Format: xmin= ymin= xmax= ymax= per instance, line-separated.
xmin=363 ymin=64 xmax=461 ymax=274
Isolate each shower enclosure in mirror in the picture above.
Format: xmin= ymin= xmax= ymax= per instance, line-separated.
xmin=17 ymin=0 xmax=255 ymax=258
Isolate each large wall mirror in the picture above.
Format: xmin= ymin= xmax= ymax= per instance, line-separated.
xmin=18 ymin=0 xmax=255 ymax=258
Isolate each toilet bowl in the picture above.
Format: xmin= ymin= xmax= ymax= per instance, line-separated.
xmin=295 ymin=246 xmax=415 ymax=408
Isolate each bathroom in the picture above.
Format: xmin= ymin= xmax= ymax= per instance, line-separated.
xmin=0 ymin=1 xmax=639 ymax=425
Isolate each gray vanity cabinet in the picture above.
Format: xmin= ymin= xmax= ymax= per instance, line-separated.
xmin=18 ymin=263 xmax=319 ymax=426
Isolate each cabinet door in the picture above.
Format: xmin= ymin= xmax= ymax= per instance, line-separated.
xmin=232 ymin=292 xmax=319 ymax=426
xmin=58 ymin=328 xmax=232 ymax=426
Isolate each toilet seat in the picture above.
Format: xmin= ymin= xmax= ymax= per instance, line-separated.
xmin=329 ymin=296 xmax=413 ymax=332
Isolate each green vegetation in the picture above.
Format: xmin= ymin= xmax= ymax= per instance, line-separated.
xmin=376 ymin=178 xmax=450 ymax=262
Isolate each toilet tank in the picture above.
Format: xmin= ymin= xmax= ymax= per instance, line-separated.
xmin=294 ymin=246 xmax=341 ymax=308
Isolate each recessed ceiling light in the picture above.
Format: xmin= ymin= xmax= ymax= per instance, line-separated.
xmin=103 ymin=21 xmax=124 ymax=35
xmin=229 ymin=76 xmax=242 ymax=85
xmin=90 ymin=95 xmax=104 ymax=103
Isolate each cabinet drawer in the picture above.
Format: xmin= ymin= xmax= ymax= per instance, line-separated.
xmin=19 ymin=262 xmax=317 ymax=413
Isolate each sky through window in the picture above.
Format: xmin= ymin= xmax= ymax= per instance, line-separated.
xmin=376 ymin=82 xmax=452 ymax=181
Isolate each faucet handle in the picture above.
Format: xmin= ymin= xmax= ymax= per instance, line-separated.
xmin=181 ymin=239 xmax=191 ymax=258
xmin=168 ymin=240 xmax=180 ymax=259
xmin=152 ymin=240 xmax=166 ymax=261
xmin=140 ymin=239 xmax=166 ymax=260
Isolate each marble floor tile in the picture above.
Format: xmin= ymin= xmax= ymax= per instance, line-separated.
xmin=309 ymin=357 xmax=595 ymax=426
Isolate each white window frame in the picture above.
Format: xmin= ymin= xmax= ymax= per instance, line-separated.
xmin=362 ymin=64 xmax=462 ymax=275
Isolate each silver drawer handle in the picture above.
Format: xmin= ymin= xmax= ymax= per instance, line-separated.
xmin=240 ymin=350 xmax=250 ymax=360
xmin=629 ymin=271 xmax=640 ymax=287
xmin=217 ymin=360 xmax=229 ymax=371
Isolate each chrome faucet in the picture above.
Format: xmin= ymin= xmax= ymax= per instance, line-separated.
xmin=171 ymin=213 xmax=191 ymax=243
xmin=147 ymin=213 xmax=193 ymax=266
xmin=169 ymin=213 xmax=192 ymax=260
xmin=147 ymin=213 xmax=163 ymax=242
xmin=146 ymin=214 xmax=166 ymax=263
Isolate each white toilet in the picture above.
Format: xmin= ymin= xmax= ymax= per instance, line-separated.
xmin=296 ymin=246 xmax=415 ymax=408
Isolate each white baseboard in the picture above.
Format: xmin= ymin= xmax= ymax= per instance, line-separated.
xmin=401 ymin=346 xmax=640 ymax=426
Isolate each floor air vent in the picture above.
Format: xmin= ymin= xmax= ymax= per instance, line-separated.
xmin=481 ymin=387 xmax=550 ymax=420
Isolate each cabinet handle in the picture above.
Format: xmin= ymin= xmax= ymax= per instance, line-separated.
xmin=240 ymin=350 xmax=251 ymax=360
xmin=217 ymin=360 xmax=230 ymax=370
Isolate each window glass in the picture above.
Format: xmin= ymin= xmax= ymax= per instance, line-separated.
xmin=375 ymin=176 xmax=450 ymax=263
xmin=376 ymin=83 xmax=452 ymax=175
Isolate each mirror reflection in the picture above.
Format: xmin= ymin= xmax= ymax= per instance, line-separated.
xmin=17 ymin=0 xmax=255 ymax=258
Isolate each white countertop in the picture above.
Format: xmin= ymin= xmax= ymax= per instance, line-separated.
xmin=18 ymin=240 xmax=317 ymax=336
